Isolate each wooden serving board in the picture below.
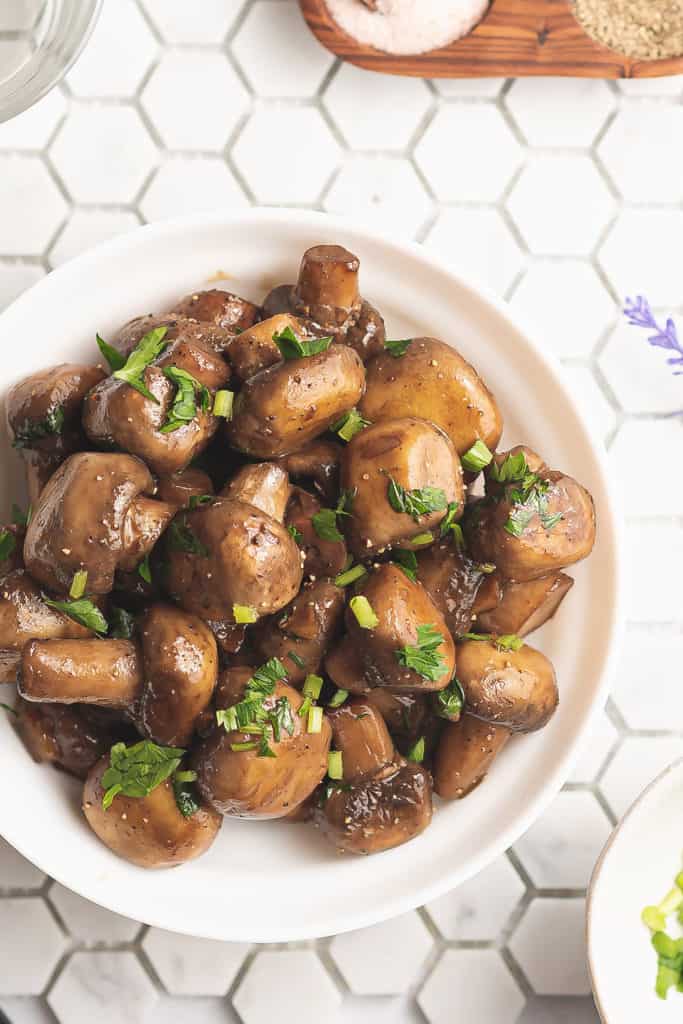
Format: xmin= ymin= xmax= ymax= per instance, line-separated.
xmin=300 ymin=0 xmax=683 ymax=78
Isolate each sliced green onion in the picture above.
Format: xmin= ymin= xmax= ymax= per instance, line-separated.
xmin=451 ymin=523 xmax=464 ymax=548
xmin=660 ymin=888 xmax=683 ymax=915
xmin=307 ymin=705 xmax=323 ymax=734
xmin=328 ymin=688 xmax=348 ymax=708
xmin=328 ymin=750 xmax=343 ymax=780
xmin=174 ymin=770 xmax=197 ymax=784
xmin=349 ymin=595 xmax=379 ymax=630
xmin=69 ymin=569 xmax=88 ymax=600
xmin=213 ymin=390 xmax=234 ymax=419
xmin=288 ymin=650 xmax=306 ymax=670
xmin=461 ymin=439 xmax=493 ymax=473
xmin=643 ymin=906 xmax=666 ymax=932
xmin=231 ymin=741 xmax=258 ymax=752
xmin=410 ymin=532 xmax=433 ymax=547
xmin=407 ymin=736 xmax=425 ymax=763
xmin=233 ymin=603 xmax=257 ymax=624
xmin=334 ymin=564 xmax=367 ymax=587
xmin=302 ymin=674 xmax=323 ymax=700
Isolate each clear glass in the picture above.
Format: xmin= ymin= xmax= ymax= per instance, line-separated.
xmin=0 ymin=0 xmax=102 ymax=123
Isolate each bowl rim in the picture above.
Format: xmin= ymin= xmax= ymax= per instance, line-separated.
xmin=0 ymin=208 xmax=626 ymax=939
xmin=586 ymin=757 xmax=683 ymax=1022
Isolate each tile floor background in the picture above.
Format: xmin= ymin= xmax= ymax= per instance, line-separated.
xmin=0 ymin=1 xmax=682 ymax=1021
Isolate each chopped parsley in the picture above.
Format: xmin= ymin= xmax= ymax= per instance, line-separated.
xmin=96 ymin=333 xmax=126 ymax=372
xmin=12 ymin=406 xmax=65 ymax=449
xmin=137 ymin=555 xmax=152 ymax=585
xmin=69 ymin=569 xmax=88 ymax=599
xmin=109 ymin=605 xmax=136 ymax=640
xmin=395 ymin=624 xmax=446 ymax=682
xmin=330 ymin=408 xmax=370 ymax=442
xmin=173 ymin=769 xmax=200 ymax=818
xmin=160 ymin=365 xmax=210 ymax=434
xmin=101 ymin=739 xmax=185 ymax=810
xmin=168 ymin=515 xmax=209 ymax=556
xmin=287 ymin=524 xmax=303 ymax=544
xmin=312 ymin=490 xmax=353 ymax=543
xmin=45 ymin=596 xmax=108 ymax=635
xmin=188 ymin=494 xmax=214 ymax=511
xmin=392 ymin=548 xmax=418 ymax=582
xmin=0 ymin=529 xmax=16 ymax=562
xmin=216 ymin=657 xmax=293 ymax=758
xmin=384 ymin=338 xmax=412 ymax=358
xmin=387 ymin=478 xmax=448 ymax=521
xmin=433 ymin=677 xmax=465 ymax=721
xmin=439 ymin=500 xmax=461 ymax=539
xmin=490 ymin=452 xmax=563 ymax=537
xmin=288 ymin=650 xmax=306 ymax=670
xmin=112 ymin=325 xmax=169 ymax=403
xmin=328 ymin=688 xmax=348 ymax=708
xmin=273 ymin=325 xmax=333 ymax=360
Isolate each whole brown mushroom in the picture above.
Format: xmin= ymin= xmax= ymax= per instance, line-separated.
xmin=23 ymin=452 xmax=174 ymax=596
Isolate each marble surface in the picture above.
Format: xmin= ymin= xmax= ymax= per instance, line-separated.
xmin=0 ymin=1 xmax=682 ymax=1021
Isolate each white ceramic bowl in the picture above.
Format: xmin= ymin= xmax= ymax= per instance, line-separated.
xmin=588 ymin=759 xmax=683 ymax=1022
xmin=0 ymin=209 xmax=623 ymax=941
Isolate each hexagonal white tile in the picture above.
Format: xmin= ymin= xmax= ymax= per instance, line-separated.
xmin=599 ymin=209 xmax=683 ymax=307
xmin=48 ymin=883 xmax=140 ymax=945
xmin=66 ymin=0 xmax=158 ymax=98
xmin=517 ymin=995 xmax=601 ymax=1023
xmin=514 ymin=791 xmax=612 ymax=890
xmin=504 ymin=78 xmax=614 ymax=148
xmin=233 ymin=2 xmax=333 ymax=97
xmin=50 ymin=105 xmax=157 ymax=203
xmin=48 ymin=210 xmax=140 ymax=268
xmin=141 ymin=52 xmax=249 ymax=151
xmin=48 ymin=952 xmax=159 ymax=1024
xmin=506 ymin=155 xmax=614 ymax=256
xmin=598 ymin=318 xmax=683 ymax=416
xmin=559 ymin=365 xmax=616 ymax=442
xmin=415 ymin=105 xmax=522 ymax=201
xmin=0 ymin=263 xmax=44 ymax=312
xmin=610 ymin=419 xmax=683 ymax=516
xmin=0 ymin=837 xmax=46 ymax=890
xmin=508 ymin=261 xmax=615 ymax=359
xmin=509 ymin=899 xmax=590 ymax=996
xmin=233 ymin=107 xmax=340 ymax=204
xmin=0 ymin=88 xmax=66 ymax=149
xmin=424 ymin=207 xmax=525 ymax=296
xmin=323 ymin=155 xmax=432 ymax=239
xmin=148 ymin=996 xmax=236 ymax=1024
xmin=626 ymin=523 xmax=683 ymax=623
xmin=339 ymin=995 xmax=423 ymax=1023
xmin=142 ymin=928 xmax=250 ymax=996
xmin=600 ymin=735 xmax=683 ymax=819
xmin=431 ymin=78 xmax=505 ymax=97
xmin=139 ymin=157 xmax=248 ymax=222
xmin=140 ymin=0 xmax=245 ymax=44
xmin=567 ymin=710 xmax=618 ymax=786
xmin=418 ymin=950 xmax=525 ymax=1024
xmin=329 ymin=912 xmax=432 ymax=995
xmin=0 ymin=997 xmax=56 ymax=1024
xmin=233 ymin=951 xmax=341 ymax=1024
xmin=425 ymin=855 xmax=525 ymax=941
xmin=598 ymin=104 xmax=683 ymax=202
xmin=323 ymin=64 xmax=432 ymax=150
xmin=613 ymin=628 xmax=683 ymax=731
xmin=0 ymin=898 xmax=66 ymax=995
xmin=617 ymin=75 xmax=683 ymax=96
xmin=0 ymin=156 xmax=66 ymax=255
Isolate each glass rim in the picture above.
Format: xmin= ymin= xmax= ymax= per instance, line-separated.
xmin=0 ymin=0 xmax=103 ymax=124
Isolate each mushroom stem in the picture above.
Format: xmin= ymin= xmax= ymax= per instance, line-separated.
xmin=20 ymin=638 xmax=143 ymax=707
xmin=119 ymin=496 xmax=175 ymax=571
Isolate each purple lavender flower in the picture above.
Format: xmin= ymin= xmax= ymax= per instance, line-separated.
xmin=623 ymin=296 xmax=683 ymax=375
